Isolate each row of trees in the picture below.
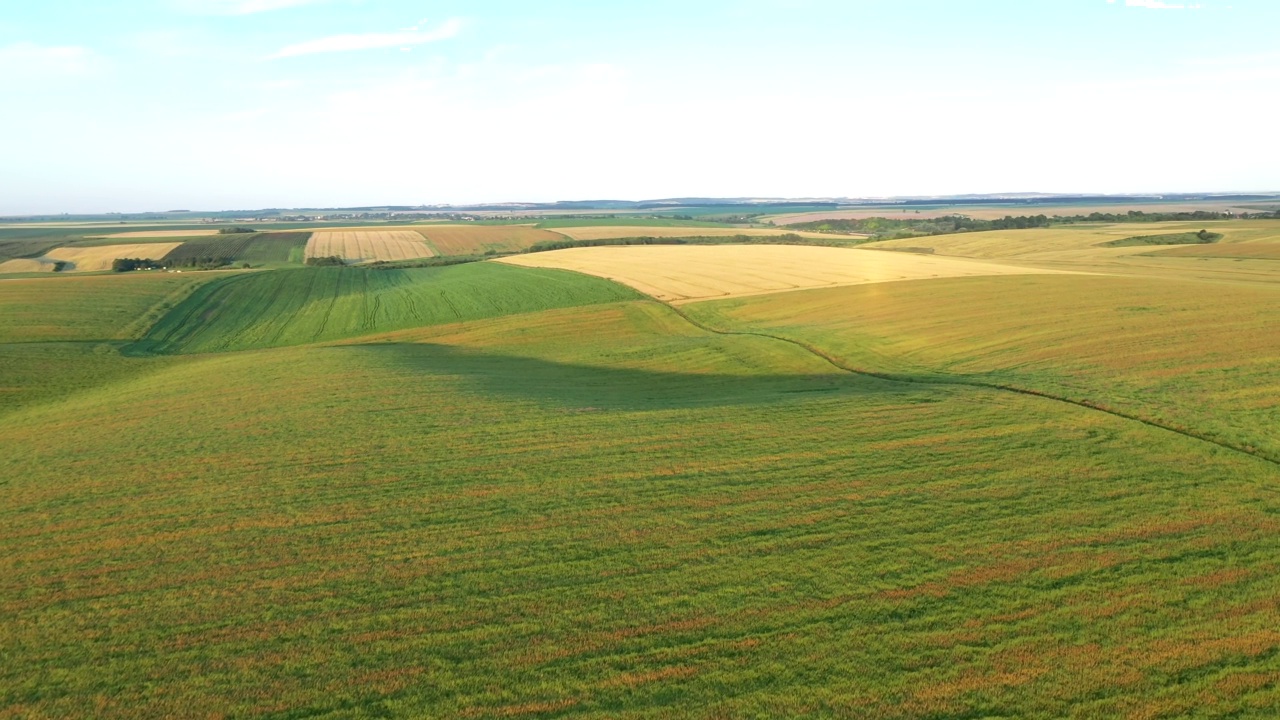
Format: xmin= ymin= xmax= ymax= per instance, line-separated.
xmin=111 ymin=258 xmax=165 ymax=272
xmin=113 ymin=256 xmax=249 ymax=272
xmin=793 ymin=209 xmax=1278 ymax=241
xmin=305 ymin=255 xmax=346 ymax=267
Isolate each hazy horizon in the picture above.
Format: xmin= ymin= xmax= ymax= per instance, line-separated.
xmin=7 ymin=189 xmax=1280 ymax=220
xmin=4 ymin=0 xmax=1277 ymax=214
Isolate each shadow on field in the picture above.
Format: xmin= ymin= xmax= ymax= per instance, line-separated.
xmin=348 ymin=342 xmax=932 ymax=411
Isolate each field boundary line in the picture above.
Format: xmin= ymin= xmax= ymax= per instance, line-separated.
xmin=657 ymin=299 xmax=1280 ymax=471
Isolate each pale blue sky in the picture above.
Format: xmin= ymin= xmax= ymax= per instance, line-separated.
xmin=2 ymin=0 xmax=1276 ymax=213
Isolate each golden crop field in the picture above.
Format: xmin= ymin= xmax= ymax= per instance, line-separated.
xmin=868 ymin=220 xmax=1280 ymax=261
xmin=1150 ymin=242 xmax=1280 ymax=260
xmin=0 ymin=258 xmax=57 ymax=273
xmin=416 ymin=224 xmax=565 ymax=255
xmin=497 ymin=244 xmax=1067 ymax=303
xmin=43 ymin=243 xmax=184 ymax=272
xmin=549 ymin=225 xmax=849 ymax=241
xmin=304 ymin=231 xmax=436 ymax=263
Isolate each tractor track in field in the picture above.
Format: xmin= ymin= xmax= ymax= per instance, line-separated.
xmin=661 ymin=300 xmax=1280 ymax=472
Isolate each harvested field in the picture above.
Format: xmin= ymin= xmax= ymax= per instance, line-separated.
xmin=549 ymin=226 xmax=850 ymax=242
xmin=417 ymin=225 xmax=565 ymax=255
xmin=44 ymin=243 xmax=184 ymax=272
xmin=305 ymin=231 xmax=436 ymax=264
xmin=498 ymin=244 xmax=1067 ymax=304
xmin=90 ymin=229 xmax=221 ymax=239
xmin=867 ymin=222 xmax=1256 ymax=260
xmin=0 ymin=258 xmax=57 ymax=274
xmin=1149 ymin=242 xmax=1280 ymax=260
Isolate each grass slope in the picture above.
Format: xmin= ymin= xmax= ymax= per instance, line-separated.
xmin=684 ymin=273 xmax=1280 ymax=460
xmin=3 ymin=300 xmax=1280 ymax=717
xmin=161 ymin=232 xmax=311 ymax=266
xmin=0 ymin=273 xmax=211 ymax=413
xmin=135 ymin=263 xmax=640 ymax=355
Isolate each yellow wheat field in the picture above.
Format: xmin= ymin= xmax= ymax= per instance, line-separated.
xmin=0 ymin=258 xmax=58 ymax=274
xmin=43 ymin=243 xmax=184 ymax=272
xmin=89 ymin=230 xmax=222 ymax=239
xmin=550 ymin=226 xmax=851 ymax=242
xmin=305 ymin=231 xmax=437 ymax=264
xmin=498 ymin=244 xmax=1069 ymax=304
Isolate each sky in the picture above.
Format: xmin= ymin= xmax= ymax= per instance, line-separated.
xmin=1 ymin=0 xmax=1277 ymax=214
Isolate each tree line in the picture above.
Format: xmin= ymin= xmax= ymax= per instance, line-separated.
xmin=791 ymin=209 xmax=1279 ymax=241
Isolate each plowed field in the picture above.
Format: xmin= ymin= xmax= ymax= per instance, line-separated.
xmin=304 ymin=231 xmax=436 ymax=264
xmin=499 ymin=244 xmax=1067 ymax=303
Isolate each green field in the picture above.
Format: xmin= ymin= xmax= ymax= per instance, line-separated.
xmin=135 ymin=263 xmax=639 ymax=354
xmin=159 ymin=231 xmax=312 ymax=266
xmin=4 ymin=221 xmax=1280 ymax=718
xmin=1101 ymin=230 xmax=1222 ymax=248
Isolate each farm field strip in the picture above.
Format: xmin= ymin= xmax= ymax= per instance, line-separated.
xmin=498 ymin=244 xmax=1070 ymax=303
xmin=161 ymin=232 xmax=310 ymax=266
xmin=41 ymin=243 xmax=184 ymax=272
xmin=416 ymin=225 xmax=566 ymax=255
xmin=866 ymin=220 xmax=1280 ymax=263
xmin=1149 ymin=242 xmax=1280 ymax=260
xmin=136 ymin=263 xmax=640 ymax=354
xmin=549 ymin=225 xmax=853 ymax=241
xmin=305 ymin=231 xmax=436 ymax=263
xmin=0 ymin=258 xmax=57 ymax=273
xmin=89 ymin=229 xmax=221 ymax=239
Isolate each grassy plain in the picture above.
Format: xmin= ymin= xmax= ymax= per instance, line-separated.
xmin=5 ymin=215 xmax=1280 ymax=717
xmin=686 ymin=273 xmax=1280 ymax=460
xmin=0 ymin=272 xmax=210 ymax=412
xmin=499 ymin=244 xmax=1066 ymax=303
xmin=5 ymin=296 xmax=1280 ymax=717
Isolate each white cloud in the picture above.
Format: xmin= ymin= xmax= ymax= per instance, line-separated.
xmin=175 ymin=0 xmax=324 ymax=14
xmin=0 ymin=43 xmax=98 ymax=79
xmin=269 ymin=19 xmax=463 ymax=60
